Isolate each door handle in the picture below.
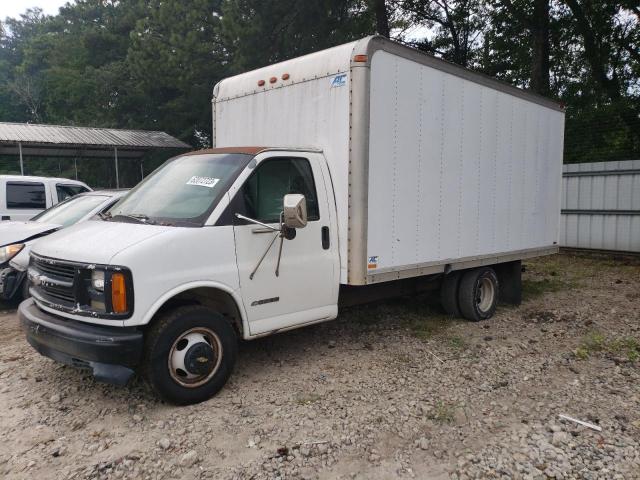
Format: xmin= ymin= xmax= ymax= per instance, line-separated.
xmin=252 ymin=227 xmax=276 ymax=234
xmin=321 ymin=226 xmax=330 ymax=250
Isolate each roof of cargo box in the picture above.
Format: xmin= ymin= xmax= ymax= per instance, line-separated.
xmin=213 ymin=36 xmax=563 ymax=112
xmin=213 ymin=40 xmax=359 ymax=102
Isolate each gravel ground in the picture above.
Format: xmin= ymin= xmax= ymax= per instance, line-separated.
xmin=0 ymin=253 xmax=639 ymax=480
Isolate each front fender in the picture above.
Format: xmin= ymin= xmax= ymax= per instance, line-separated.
xmin=127 ymin=281 xmax=249 ymax=338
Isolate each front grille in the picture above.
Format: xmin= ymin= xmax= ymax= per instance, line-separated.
xmin=32 ymin=257 xmax=75 ymax=280
xmin=29 ymin=254 xmax=77 ymax=308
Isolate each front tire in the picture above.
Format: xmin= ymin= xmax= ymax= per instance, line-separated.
xmin=457 ymin=267 xmax=498 ymax=322
xmin=143 ymin=305 xmax=237 ymax=405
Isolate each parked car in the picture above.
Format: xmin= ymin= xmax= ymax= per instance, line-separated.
xmin=20 ymin=36 xmax=564 ymax=405
xmin=0 ymin=190 xmax=127 ymax=301
xmin=0 ymin=175 xmax=91 ymax=222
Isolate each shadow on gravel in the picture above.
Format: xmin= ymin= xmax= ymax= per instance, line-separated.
xmin=18 ymin=292 xmax=459 ymax=408
xmin=234 ymin=292 xmax=454 ymax=375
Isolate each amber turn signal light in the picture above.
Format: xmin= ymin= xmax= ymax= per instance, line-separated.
xmin=111 ymin=272 xmax=127 ymax=314
xmin=353 ymin=54 xmax=368 ymax=63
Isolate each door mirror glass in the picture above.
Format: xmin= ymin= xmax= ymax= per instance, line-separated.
xmin=283 ymin=194 xmax=307 ymax=229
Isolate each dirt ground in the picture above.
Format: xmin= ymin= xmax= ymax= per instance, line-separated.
xmin=0 ymin=253 xmax=639 ymax=480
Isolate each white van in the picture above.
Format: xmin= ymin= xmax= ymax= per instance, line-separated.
xmin=20 ymin=36 xmax=564 ymax=405
xmin=0 ymin=175 xmax=91 ymax=222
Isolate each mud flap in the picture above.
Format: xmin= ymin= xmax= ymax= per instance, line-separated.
xmin=494 ymin=260 xmax=522 ymax=306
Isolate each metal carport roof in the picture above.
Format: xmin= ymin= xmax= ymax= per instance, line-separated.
xmin=0 ymin=122 xmax=191 ymax=187
xmin=0 ymin=122 xmax=190 ymax=158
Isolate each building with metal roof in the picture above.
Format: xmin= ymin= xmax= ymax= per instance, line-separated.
xmin=0 ymin=122 xmax=191 ymax=187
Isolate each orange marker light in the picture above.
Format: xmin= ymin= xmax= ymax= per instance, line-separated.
xmin=111 ymin=273 xmax=127 ymax=314
xmin=353 ymin=54 xmax=368 ymax=63
xmin=258 ymin=79 xmax=265 ymax=87
xmin=269 ymin=76 xmax=277 ymax=84
xmin=282 ymin=73 xmax=290 ymax=80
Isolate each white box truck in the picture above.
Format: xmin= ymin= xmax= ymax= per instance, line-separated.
xmin=20 ymin=36 xmax=564 ymax=404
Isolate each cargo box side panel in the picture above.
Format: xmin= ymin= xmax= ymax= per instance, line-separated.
xmin=366 ymin=50 xmax=564 ymax=277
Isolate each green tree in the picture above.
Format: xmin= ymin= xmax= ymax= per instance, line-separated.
xmin=127 ymin=0 xmax=227 ymax=145
xmin=219 ymin=0 xmax=375 ymax=70
xmin=399 ymin=0 xmax=488 ymax=68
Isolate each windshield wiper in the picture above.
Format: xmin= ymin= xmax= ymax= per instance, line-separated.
xmin=98 ymin=211 xmax=112 ymax=221
xmin=111 ymin=213 xmax=158 ymax=225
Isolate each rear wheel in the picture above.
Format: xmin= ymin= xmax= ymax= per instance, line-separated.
xmin=143 ymin=305 xmax=237 ymax=405
xmin=440 ymin=271 xmax=462 ymax=317
xmin=457 ymin=267 xmax=498 ymax=322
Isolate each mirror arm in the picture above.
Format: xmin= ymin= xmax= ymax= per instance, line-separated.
xmin=249 ymin=231 xmax=279 ymax=280
xmin=275 ymin=212 xmax=285 ymax=277
xmin=234 ymin=213 xmax=280 ymax=232
xmin=242 ymin=212 xmax=288 ymax=280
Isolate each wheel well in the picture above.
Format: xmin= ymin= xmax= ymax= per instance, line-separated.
xmin=151 ymin=287 xmax=244 ymax=336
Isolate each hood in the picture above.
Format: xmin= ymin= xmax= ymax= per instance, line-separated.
xmin=31 ymin=220 xmax=174 ymax=265
xmin=0 ymin=221 xmax=61 ymax=247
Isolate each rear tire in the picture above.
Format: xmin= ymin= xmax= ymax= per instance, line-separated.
xmin=457 ymin=267 xmax=498 ymax=322
xmin=143 ymin=305 xmax=237 ymax=405
xmin=440 ymin=271 xmax=462 ymax=317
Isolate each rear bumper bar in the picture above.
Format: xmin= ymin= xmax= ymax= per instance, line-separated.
xmin=19 ymin=298 xmax=144 ymax=385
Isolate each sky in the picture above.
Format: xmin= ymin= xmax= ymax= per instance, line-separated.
xmin=0 ymin=0 xmax=69 ymax=20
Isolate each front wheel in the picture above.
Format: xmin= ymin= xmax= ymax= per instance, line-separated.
xmin=143 ymin=305 xmax=238 ymax=405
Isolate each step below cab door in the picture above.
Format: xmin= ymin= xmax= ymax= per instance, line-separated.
xmin=228 ymin=152 xmax=339 ymax=336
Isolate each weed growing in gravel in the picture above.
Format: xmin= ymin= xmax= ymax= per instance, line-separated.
xmin=447 ymin=336 xmax=468 ymax=350
xmin=296 ymin=393 xmax=322 ymax=405
xmin=428 ymin=401 xmax=456 ymax=424
xmin=574 ymin=331 xmax=639 ymax=361
xmin=609 ymin=337 xmax=640 ymax=362
xmin=403 ymin=313 xmax=450 ymax=340
xmin=522 ymin=278 xmax=574 ymax=300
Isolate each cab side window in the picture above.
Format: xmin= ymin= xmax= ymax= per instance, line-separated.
xmin=241 ymin=158 xmax=320 ymax=223
xmin=57 ymin=184 xmax=90 ymax=201
xmin=6 ymin=182 xmax=46 ymax=209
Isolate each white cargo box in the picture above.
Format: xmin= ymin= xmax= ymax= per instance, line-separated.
xmin=213 ymin=36 xmax=565 ymax=286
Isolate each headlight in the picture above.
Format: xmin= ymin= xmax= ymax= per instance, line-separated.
xmin=91 ymin=270 xmax=105 ymax=291
xmin=0 ymin=244 xmax=24 ymax=263
xmin=85 ymin=268 xmax=130 ymax=315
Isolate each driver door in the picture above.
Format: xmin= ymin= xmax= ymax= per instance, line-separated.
xmin=231 ymin=154 xmax=338 ymax=336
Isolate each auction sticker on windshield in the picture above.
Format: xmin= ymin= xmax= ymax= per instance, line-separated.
xmin=186 ymin=176 xmax=220 ymax=188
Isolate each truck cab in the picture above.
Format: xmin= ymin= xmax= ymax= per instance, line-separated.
xmin=20 ymin=148 xmax=340 ymax=404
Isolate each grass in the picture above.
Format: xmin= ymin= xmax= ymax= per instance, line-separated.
xmin=574 ymin=331 xmax=640 ymax=362
xmin=520 ymin=252 xmax=640 ymax=301
xmin=525 ymin=253 xmax=640 ymax=294
xmin=447 ymin=335 xmax=468 ymax=350
xmin=521 ymin=277 xmax=576 ymax=300
xmin=427 ymin=401 xmax=456 ymax=424
xmin=295 ymin=393 xmax=322 ymax=405
xmin=403 ymin=313 xmax=451 ymax=341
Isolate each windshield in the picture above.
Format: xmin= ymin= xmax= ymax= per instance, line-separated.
xmin=32 ymin=195 xmax=108 ymax=227
xmin=107 ymin=153 xmax=252 ymax=226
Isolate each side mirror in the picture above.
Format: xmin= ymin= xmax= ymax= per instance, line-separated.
xmin=283 ymin=194 xmax=307 ymax=229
